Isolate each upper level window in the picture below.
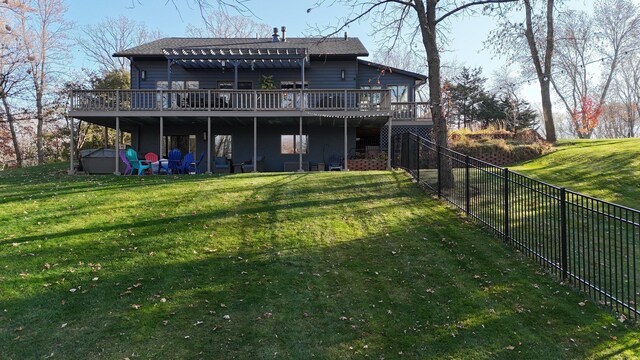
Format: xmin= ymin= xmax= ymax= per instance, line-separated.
xmin=281 ymin=81 xmax=308 ymax=89
xmin=388 ymin=85 xmax=409 ymax=102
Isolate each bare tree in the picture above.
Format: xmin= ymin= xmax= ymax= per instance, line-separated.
xmin=77 ymin=16 xmax=162 ymax=73
xmin=0 ymin=30 xmax=29 ymax=167
xmin=549 ymin=0 xmax=639 ymax=138
xmin=311 ymin=0 xmax=518 ymax=186
xmin=490 ymin=0 xmax=558 ymax=142
xmin=0 ymin=3 xmax=29 ymax=167
xmin=185 ymin=11 xmax=270 ymax=38
xmin=15 ymin=0 xmax=70 ymax=165
xmin=612 ymin=54 xmax=640 ymax=137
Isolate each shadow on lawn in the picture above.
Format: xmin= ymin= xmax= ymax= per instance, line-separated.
xmin=1 ymin=170 xmax=638 ymax=358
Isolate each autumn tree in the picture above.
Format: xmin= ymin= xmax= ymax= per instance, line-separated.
xmin=571 ymin=96 xmax=603 ymax=138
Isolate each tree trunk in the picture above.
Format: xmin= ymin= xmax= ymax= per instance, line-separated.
xmin=36 ymin=91 xmax=44 ymax=165
xmin=1 ymin=97 xmax=23 ymax=168
xmin=416 ymin=0 xmax=454 ymax=188
xmin=524 ymin=0 xmax=557 ymax=143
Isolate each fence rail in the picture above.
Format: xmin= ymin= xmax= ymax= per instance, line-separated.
xmin=393 ymin=132 xmax=639 ymax=321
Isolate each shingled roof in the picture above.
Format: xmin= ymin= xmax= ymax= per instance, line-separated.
xmin=114 ymin=37 xmax=369 ymax=57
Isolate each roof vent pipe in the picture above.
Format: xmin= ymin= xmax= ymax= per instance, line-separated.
xmin=272 ymin=27 xmax=279 ymax=42
xmin=344 ymin=32 xmax=348 ymax=40
xmin=281 ymin=26 xmax=286 ymax=42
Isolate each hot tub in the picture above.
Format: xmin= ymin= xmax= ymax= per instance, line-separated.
xmin=80 ymin=148 xmax=118 ymax=174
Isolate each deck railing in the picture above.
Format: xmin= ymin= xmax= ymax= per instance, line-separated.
xmin=70 ymin=89 xmax=393 ymax=113
xmin=391 ymin=102 xmax=431 ymax=121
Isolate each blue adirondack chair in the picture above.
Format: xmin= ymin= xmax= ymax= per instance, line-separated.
xmin=179 ymin=152 xmax=195 ymax=174
xmin=193 ymin=151 xmax=205 ymax=174
xmin=167 ymin=148 xmax=182 ymax=174
xmin=125 ymin=148 xmax=151 ymax=175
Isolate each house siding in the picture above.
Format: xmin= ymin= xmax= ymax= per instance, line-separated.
xmin=131 ymin=58 xmax=359 ymax=90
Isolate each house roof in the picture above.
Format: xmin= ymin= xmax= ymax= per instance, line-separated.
xmin=114 ymin=37 xmax=369 ymax=57
xmin=358 ymin=59 xmax=427 ymax=82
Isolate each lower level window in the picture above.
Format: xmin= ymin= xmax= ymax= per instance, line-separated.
xmin=164 ymin=135 xmax=196 ymax=157
xmin=281 ymin=135 xmax=308 ymax=154
xmin=215 ymin=135 xmax=232 ymax=159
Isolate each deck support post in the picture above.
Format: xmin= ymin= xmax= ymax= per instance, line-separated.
xmin=343 ymin=117 xmax=348 ymax=171
xmin=114 ymin=116 xmax=120 ymax=175
xmin=159 ymin=116 xmax=164 ymax=159
xmin=68 ymin=116 xmax=74 ymax=175
xmin=387 ymin=116 xmax=392 ymax=170
xmin=253 ymin=116 xmax=257 ymax=172
xmin=298 ymin=116 xmax=303 ymax=172
xmin=206 ymin=116 xmax=212 ymax=174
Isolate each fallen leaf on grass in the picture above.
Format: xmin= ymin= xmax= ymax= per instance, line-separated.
xmin=505 ymin=345 xmax=515 ymax=350
xmin=131 ymin=304 xmax=141 ymax=310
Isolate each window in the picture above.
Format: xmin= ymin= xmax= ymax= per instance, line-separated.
xmin=280 ymin=81 xmax=308 ymax=89
xmin=218 ymin=81 xmax=252 ymax=89
xmin=163 ymin=135 xmax=196 ymax=158
xmin=214 ymin=135 xmax=232 ymax=159
xmin=156 ymin=81 xmax=200 ymax=109
xmin=388 ymin=85 xmax=409 ymax=102
xmin=281 ymin=135 xmax=308 ymax=154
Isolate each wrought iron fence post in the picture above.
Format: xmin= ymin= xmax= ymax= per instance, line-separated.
xmin=437 ymin=145 xmax=442 ymax=198
xmin=560 ymin=187 xmax=568 ymax=280
xmin=415 ymin=135 xmax=420 ymax=182
xmin=465 ymin=155 xmax=470 ymax=214
xmin=504 ymin=168 xmax=510 ymax=243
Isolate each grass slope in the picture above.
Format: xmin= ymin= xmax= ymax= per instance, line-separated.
xmin=512 ymin=138 xmax=640 ymax=209
xmin=1 ymin=164 xmax=639 ymax=359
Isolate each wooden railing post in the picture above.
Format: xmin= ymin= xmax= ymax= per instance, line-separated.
xmin=115 ymin=90 xmax=120 ymax=112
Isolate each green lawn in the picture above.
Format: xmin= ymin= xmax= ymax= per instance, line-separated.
xmin=512 ymin=138 xmax=640 ymax=209
xmin=1 ymin=164 xmax=639 ymax=359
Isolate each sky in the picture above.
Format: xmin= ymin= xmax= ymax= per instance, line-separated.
xmin=65 ymin=0 xmax=603 ymax=106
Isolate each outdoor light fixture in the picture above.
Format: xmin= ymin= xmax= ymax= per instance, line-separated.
xmin=340 ymin=69 xmax=345 ymax=81
xmin=203 ymin=131 xmax=207 ymax=141
xmin=140 ymin=70 xmax=146 ymax=81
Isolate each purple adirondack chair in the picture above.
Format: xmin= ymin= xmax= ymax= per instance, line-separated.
xmin=119 ymin=150 xmax=133 ymax=175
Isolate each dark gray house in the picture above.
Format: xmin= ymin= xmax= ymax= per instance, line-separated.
xmin=69 ymin=29 xmax=431 ymax=173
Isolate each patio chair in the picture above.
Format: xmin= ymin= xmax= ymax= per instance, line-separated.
xmin=179 ymin=152 xmax=195 ymax=174
xmin=214 ymin=157 xmax=230 ymax=173
xmin=125 ymin=148 xmax=151 ymax=175
xmin=327 ymin=155 xmax=342 ymax=171
xmin=193 ymin=151 xmax=205 ymax=174
xmin=144 ymin=152 xmax=164 ymax=174
xmin=167 ymin=148 xmax=182 ymax=174
xmin=242 ymin=155 xmax=264 ymax=172
xmin=119 ymin=150 xmax=133 ymax=176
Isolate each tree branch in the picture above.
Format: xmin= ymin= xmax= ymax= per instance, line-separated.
xmin=436 ymin=0 xmax=519 ymax=24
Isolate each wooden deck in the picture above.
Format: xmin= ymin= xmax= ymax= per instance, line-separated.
xmin=69 ymin=89 xmax=431 ymax=121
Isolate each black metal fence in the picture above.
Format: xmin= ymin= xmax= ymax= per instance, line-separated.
xmin=393 ymin=132 xmax=639 ymax=321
